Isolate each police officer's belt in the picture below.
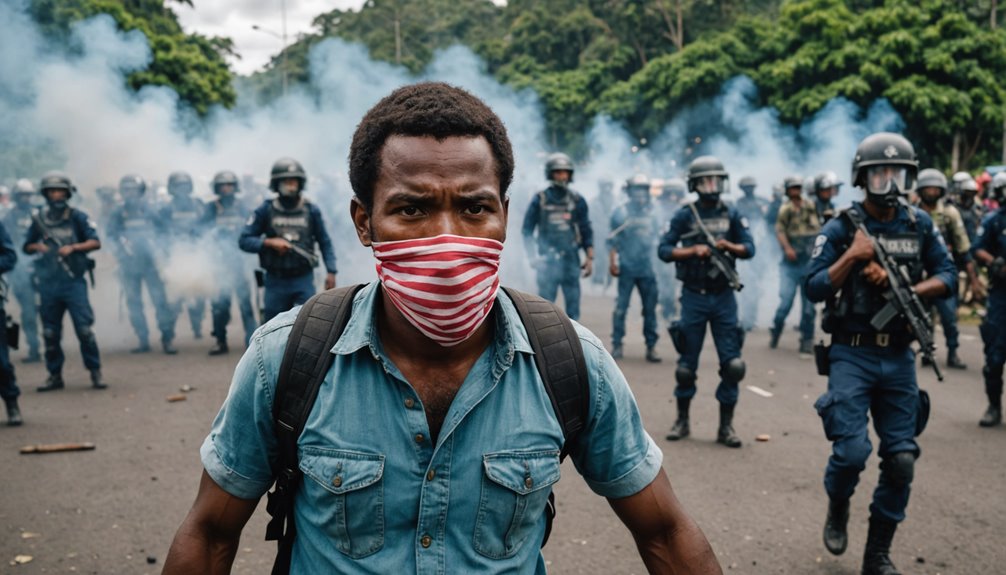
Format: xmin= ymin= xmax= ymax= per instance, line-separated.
xmin=831 ymin=332 xmax=911 ymax=348
xmin=266 ymin=267 xmax=313 ymax=279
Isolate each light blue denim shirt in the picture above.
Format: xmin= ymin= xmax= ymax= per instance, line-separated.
xmin=202 ymin=282 xmax=663 ymax=574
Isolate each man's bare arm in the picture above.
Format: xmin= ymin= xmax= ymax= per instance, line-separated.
xmin=162 ymin=470 xmax=260 ymax=575
xmin=608 ymin=468 xmax=722 ymax=575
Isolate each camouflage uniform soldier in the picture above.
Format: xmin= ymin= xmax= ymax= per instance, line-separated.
xmin=770 ymin=175 xmax=821 ymax=354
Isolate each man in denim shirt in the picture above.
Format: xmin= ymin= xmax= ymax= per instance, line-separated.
xmin=165 ymin=83 xmax=720 ymax=574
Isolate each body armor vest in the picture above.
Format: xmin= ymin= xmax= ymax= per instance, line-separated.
xmin=7 ymin=206 xmax=34 ymax=245
xmin=167 ymin=198 xmax=202 ymax=237
xmin=118 ymin=205 xmax=157 ymax=262
xmin=678 ymin=203 xmax=735 ymax=292
xmin=35 ymin=208 xmax=89 ymax=280
xmin=824 ymin=207 xmax=925 ymax=335
xmin=260 ymin=199 xmax=315 ymax=276
xmin=611 ymin=204 xmax=657 ymax=274
xmin=537 ymin=188 xmax=580 ymax=254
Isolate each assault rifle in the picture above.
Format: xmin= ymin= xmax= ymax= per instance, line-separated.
xmin=846 ymin=209 xmax=943 ymax=382
xmin=30 ymin=212 xmax=75 ymax=278
xmin=687 ymin=203 xmax=743 ymax=292
xmin=280 ymin=233 xmax=320 ymax=268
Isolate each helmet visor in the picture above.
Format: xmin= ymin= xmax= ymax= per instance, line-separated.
xmin=866 ymin=166 xmax=910 ymax=196
xmin=694 ymin=175 xmax=727 ymax=195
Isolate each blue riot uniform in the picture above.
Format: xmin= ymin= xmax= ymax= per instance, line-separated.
xmin=239 ymin=198 xmax=337 ymax=324
xmin=0 ymin=222 xmax=19 ymax=409
xmin=107 ymin=202 xmax=177 ymax=349
xmin=521 ymin=186 xmax=593 ymax=320
xmin=805 ymin=202 xmax=955 ymax=524
xmin=3 ymin=203 xmax=40 ymax=359
xmin=974 ymin=208 xmax=1006 ymax=423
xmin=608 ymin=200 xmax=662 ymax=351
xmin=160 ymin=194 xmax=206 ymax=338
xmin=24 ymin=207 xmax=102 ymax=377
xmin=658 ymin=201 xmax=754 ymax=406
xmin=205 ymin=198 xmax=256 ymax=346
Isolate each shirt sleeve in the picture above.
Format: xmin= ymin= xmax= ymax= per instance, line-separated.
xmin=200 ymin=323 xmax=287 ymax=500
xmin=311 ymin=204 xmax=338 ymax=274
xmin=575 ymin=195 xmax=593 ymax=251
xmin=75 ymin=211 xmax=100 ymax=242
xmin=238 ymin=203 xmax=268 ymax=254
xmin=606 ymin=206 xmax=624 ymax=250
xmin=568 ymin=328 xmax=663 ymax=499
xmin=917 ymin=210 xmax=957 ymax=296
xmin=774 ymin=203 xmax=789 ymax=236
xmin=23 ymin=220 xmax=41 ymax=253
xmin=657 ymin=209 xmax=687 ymax=262
xmin=973 ymin=212 xmax=1000 ymax=259
xmin=946 ymin=206 xmax=972 ymax=260
xmin=804 ymin=217 xmax=849 ymax=303
xmin=0 ymin=222 xmax=17 ymax=274
xmin=521 ymin=194 xmax=540 ymax=241
xmin=730 ymin=207 xmax=755 ymax=260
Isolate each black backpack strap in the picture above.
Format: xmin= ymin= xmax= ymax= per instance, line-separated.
xmin=502 ymin=287 xmax=590 ymax=549
xmin=265 ymin=284 xmax=364 ymax=575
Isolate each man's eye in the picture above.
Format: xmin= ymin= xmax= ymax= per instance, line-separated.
xmin=466 ymin=205 xmax=486 ymax=215
xmin=400 ymin=206 xmax=421 ymax=216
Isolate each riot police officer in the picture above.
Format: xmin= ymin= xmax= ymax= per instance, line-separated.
xmin=3 ymin=179 xmax=41 ymax=362
xmin=608 ymin=174 xmax=662 ymax=362
xmin=770 ymin=174 xmax=820 ymax=354
xmin=0 ymin=220 xmax=21 ymax=424
xmin=239 ymin=158 xmax=337 ymax=324
xmin=24 ymin=172 xmax=104 ymax=391
xmin=735 ymin=175 xmax=770 ymax=331
xmin=107 ymin=174 xmax=178 ymax=354
xmin=521 ymin=152 xmax=594 ymax=320
xmin=975 ymin=172 xmax=1006 ymax=427
xmin=658 ymin=156 xmax=754 ymax=448
xmin=916 ymin=168 xmax=980 ymax=369
xmin=805 ymin=133 xmax=955 ymax=574
xmin=656 ymin=177 xmax=686 ymax=325
xmin=204 ymin=171 xmax=256 ymax=355
xmin=590 ymin=178 xmax=615 ymax=290
xmin=813 ymin=171 xmax=841 ymax=224
xmin=161 ymin=171 xmax=206 ymax=339
xmin=954 ymin=177 xmax=985 ymax=243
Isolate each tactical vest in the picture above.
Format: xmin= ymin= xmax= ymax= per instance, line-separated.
xmin=824 ymin=206 xmax=925 ymax=335
xmin=611 ymin=204 xmax=657 ymax=274
xmin=260 ymin=199 xmax=316 ymax=276
xmin=926 ymin=202 xmax=957 ymax=256
xmin=7 ymin=206 xmax=34 ymax=245
xmin=537 ymin=188 xmax=581 ymax=255
xmin=958 ymin=202 xmax=983 ymax=241
xmin=815 ymin=199 xmax=836 ymax=225
xmin=782 ymin=201 xmax=821 ymax=261
xmin=167 ymin=198 xmax=203 ymax=237
xmin=677 ymin=203 xmax=735 ymax=292
xmin=34 ymin=208 xmax=91 ymax=281
xmin=212 ymin=200 xmax=247 ymax=236
xmin=118 ymin=205 xmax=157 ymax=260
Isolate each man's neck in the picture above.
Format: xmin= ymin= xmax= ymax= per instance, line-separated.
xmin=863 ymin=198 xmax=896 ymax=222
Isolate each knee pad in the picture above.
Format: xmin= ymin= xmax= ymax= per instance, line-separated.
xmin=42 ymin=328 xmax=57 ymax=341
xmin=720 ymin=358 xmax=746 ymax=383
xmin=880 ymin=452 xmax=916 ymax=488
xmin=76 ymin=326 xmax=96 ymax=344
xmin=675 ymin=366 xmax=696 ymax=387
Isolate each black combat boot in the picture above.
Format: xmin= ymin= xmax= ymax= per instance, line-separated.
xmin=946 ymin=349 xmax=966 ymax=370
xmin=162 ymin=338 xmax=178 ymax=355
xmin=980 ymin=366 xmax=1003 ymax=427
xmin=37 ymin=374 xmax=64 ymax=393
xmin=90 ymin=369 xmax=107 ymax=390
xmin=131 ymin=339 xmax=151 ymax=354
xmin=5 ymin=398 xmax=22 ymax=426
xmin=799 ymin=338 xmax=814 ymax=355
xmin=716 ymin=403 xmax=742 ymax=448
xmin=645 ymin=346 xmax=662 ymax=363
xmin=611 ymin=343 xmax=623 ymax=359
xmin=665 ymin=397 xmax=690 ymax=441
xmin=769 ymin=325 xmax=782 ymax=349
xmin=823 ymin=498 xmax=850 ymax=555
xmin=208 ymin=340 xmax=229 ymax=356
xmin=861 ymin=516 xmax=901 ymax=575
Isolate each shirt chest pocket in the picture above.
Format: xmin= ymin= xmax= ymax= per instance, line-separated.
xmin=474 ymin=450 xmax=561 ymax=559
xmin=299 ymin=448 xmax=385 ymax=559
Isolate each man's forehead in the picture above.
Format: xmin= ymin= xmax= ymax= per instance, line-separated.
xmin=377 ymin=135 xmax=498 ymax=188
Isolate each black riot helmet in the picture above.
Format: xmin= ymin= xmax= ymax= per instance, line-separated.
xmin=544 ymin=152 xmax=574 ymax=187
xmin=39 ymin=171 xmax=76 ymax=198
xmin=950 ymin=171 xmax=972 ymax=196
xmin=212 ymin=170 xmax=240 ymax=195
xmin=851 ymin=132 xmax=918 ymax=208
xmin=687 ymin=156 xmax=729 ymax=202
xmin=916 ymin=168 xmax=947 ymax=205
xmin=167 ymin=171 xmax=194 ymax=196
xmin=662 ymin=177 xmax=687 ymax=200
xmin=783 ymin=175 xmax=804 ymax=197
xmin=269 ymin=157 xmax=307 ymax=195
xmin=991 ymin=172 xmax=1006 ymax=203
xmin=624 ymin=173 xmax=651 ymax=202
xmin=119 ymin=174 xmax=147 ymax=197
xmin=960 ymin=178 xmax=979 ymax=198
xmin=813 ymin=171 xmax=842 ymax=197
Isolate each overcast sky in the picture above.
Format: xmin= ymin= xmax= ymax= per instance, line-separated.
xmin=176 ymin=0 xmax=365 ymax=75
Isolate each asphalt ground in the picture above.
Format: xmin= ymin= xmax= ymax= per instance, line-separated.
xmin=1 ymin=288 xmax=1005 ymax=574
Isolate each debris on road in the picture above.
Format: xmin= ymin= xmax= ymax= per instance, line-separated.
xmin=746 ymin=385 xmax=774 ymax=398
xmin=166 ymin=394 xmax=187 ymax=402
xmin=19 ymin=533 xmax=40 ymax=539
xmin=179 ymin=384 xmax=195 ymax=393
xmin=11 ymin=555 xmax=33 ymax=565
xmin=20 ymin=442 xmax=96 ymax=454
xmin=756 ymin=434 xmax=771 ymax=442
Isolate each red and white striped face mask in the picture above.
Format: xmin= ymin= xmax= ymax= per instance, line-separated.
xmin=372 ymin=234 xmax=503 ymax=347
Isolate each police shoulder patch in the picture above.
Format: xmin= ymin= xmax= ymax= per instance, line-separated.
xmin=246 ymin=215 xmax=256 ymax=226
xmin=811 ymin=234 xmax=827 ymax=258
xmin=740 ymin=216 xmax=750 ymax=229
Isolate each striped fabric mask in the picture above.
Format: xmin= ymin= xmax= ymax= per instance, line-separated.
xmin=372 ymin=234 xmax=503 ymax=347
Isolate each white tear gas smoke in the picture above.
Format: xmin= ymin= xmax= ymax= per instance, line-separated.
xmin=1 ymin=2 xmax=908 ymax=351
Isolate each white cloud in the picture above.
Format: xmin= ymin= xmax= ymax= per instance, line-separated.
xmin=175 ymin=0 xmax=365 ymax=75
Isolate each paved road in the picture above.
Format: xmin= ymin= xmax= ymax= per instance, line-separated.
xmin=2 ymin=291 xmax=1004 ymax=574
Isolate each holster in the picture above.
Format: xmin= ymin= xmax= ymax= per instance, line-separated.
xmin=814 ymin=341 xmax=830 ymax=376
xmin=668 ymin=321 xmax=685 ymax=354
xmin=255 ymin=269 xmax=266 ymax=288
xmin=915 ymin=389 xmax=931 ymax=437
xmin=5 ymin=316 xmax=19 ymax=351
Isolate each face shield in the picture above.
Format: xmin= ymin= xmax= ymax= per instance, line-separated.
xmin=277 ymin=178 xmax=302 ymax=197
xmin=169 ymin=182 xmax=193 ymax=196
xmin=865 ymin=165 xmax=910 ymax=196
xmin=694 ymin=175 xmax=727 ymax=197
xmin=627 ymin=186 xmax=650 ymax=205
xmin=120 ymin=184 xmax=143 ymax=203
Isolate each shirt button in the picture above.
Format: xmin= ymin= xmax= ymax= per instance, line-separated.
xmin=415 ymin=433 xmax=425 ymax=444
xmin=426 ymin=469 xmax=436 ymax=481
xmin=420 ymin=535 xmax=432 ymax=548
xmin=404 ymin=398 xmax=415 ymax=409
xmin=524 ymin=477 xmax=533 ymax=489
xmin=332 ymin=475 xmax=343 ymax=488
